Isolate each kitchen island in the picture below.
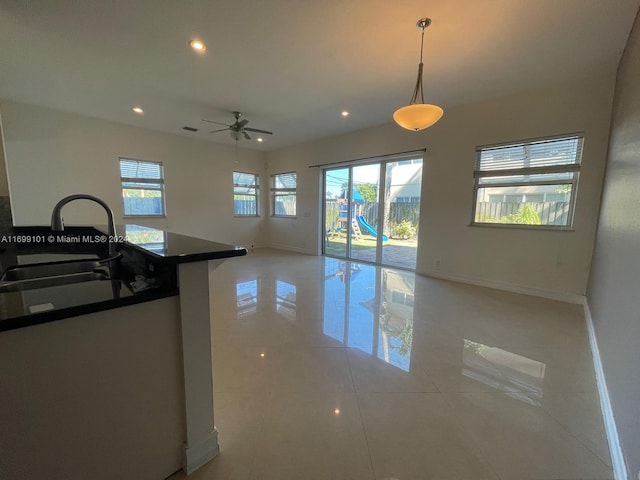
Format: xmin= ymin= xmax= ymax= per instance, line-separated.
xmin=0 ymin=225 xmax=246 ymax=479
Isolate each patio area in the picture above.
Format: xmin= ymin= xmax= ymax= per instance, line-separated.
xmin=325 ymin=234 xmax=418 ymax=270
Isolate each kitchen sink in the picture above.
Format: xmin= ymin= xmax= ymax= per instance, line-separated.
xmin=0 ymin=271 xmax=111 ymax=292
xmin=1 ymin=259 xmax=104 ymax=281
xmin=0 ymin=254 xmax=121 ymax=293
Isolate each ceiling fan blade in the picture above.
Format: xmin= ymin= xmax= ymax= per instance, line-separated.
xmin=237 ymin=119 xmax=249 ymax=128
xmin=244 ymin=127 xmax=273 ymax=135
xmin=243 ymin=131 xmax=251 ymax=140
xmin=202 ymin=119 xmax=231 ymax=127
xmin=209 ymin=128 xmax=229 ymax=134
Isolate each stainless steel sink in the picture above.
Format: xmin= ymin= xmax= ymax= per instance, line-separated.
xmin=0 ymin=254 xmax=121 ymax=293
xmin=1 ymin=259 xmax=104 ymax=281
xmin=0 ymin=270 xmax=111 ymax=292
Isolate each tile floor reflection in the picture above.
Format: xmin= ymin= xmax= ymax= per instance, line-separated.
xmin=461 ymin=339 xmax=546 ymax=405
xmin=323 ymin=260 xmax=415 ymax=372
xmin=172 ymin=249 xmax=612 ymax=480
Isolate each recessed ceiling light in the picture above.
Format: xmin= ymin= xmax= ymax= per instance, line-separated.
xmin=341 ymin=110 xmax=349 ymax=117
xmin=257 ymin=137 xmax=264 ymax=142
xmin=189 ymin=39 xmax=206 ymax=53
xmin=132 ymin=106 xmax=144 ymax=114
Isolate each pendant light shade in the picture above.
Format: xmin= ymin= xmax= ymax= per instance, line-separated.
xmin=393 ymin=18 xmax=443 ymax=131
xmin=393 ymin=104 xmax=443 ymax=131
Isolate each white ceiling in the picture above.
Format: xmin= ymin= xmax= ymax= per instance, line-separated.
xmin=1 ymin=0 xmax=638 ymax=151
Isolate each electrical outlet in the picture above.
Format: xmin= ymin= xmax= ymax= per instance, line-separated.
xmin=435 ymin=259 xmax=441 ymax=267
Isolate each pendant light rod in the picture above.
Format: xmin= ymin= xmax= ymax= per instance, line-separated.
xmin=410 ymin=62 xmax=425 ymax=105
xmin=409 ymin=18 xmax=431 ymax=105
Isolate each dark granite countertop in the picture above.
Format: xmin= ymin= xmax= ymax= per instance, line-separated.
xmin=0 ymin=225 xmax=247 ymax=331
xmin=9 ymin=224 xmax=248 ymax=264
xmin=117 ymin=224 xmax=247 ymax=263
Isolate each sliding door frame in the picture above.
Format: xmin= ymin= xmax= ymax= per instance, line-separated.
xmin=322 ymin=152 xmax=424 ymax=270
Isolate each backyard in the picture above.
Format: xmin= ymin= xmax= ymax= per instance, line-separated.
xmin=325 ymin=231 xmax=418 ymax=269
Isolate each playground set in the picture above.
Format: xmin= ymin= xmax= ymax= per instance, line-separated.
xmin=328 ymin=190 xmax=388 ymax=242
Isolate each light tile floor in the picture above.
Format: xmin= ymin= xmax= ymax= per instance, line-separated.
xmin=170 ymin=249 xmax=612 ymax=480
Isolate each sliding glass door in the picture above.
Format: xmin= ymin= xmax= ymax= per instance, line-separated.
xmin=349 ymin=164 xmax=381 ymax=263
xmin=381 ymin=159 xmax=422 ymax=269
xmin=323 ymin=156 xmax=423 ymax=270
xmin=324 ymin=168 xmax=349 ymax=258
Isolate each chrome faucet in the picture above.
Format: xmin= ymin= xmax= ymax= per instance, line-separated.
xmin=51 ymin=194 xmax=117 ymax=256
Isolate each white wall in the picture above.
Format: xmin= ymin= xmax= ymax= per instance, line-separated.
xmin=0 ymin=100 xmax=267 ymax=248
xmin=266 ymin=74 xmax=616 ymax=299
xmin=588 ymin=8 xmax=640 ymax=477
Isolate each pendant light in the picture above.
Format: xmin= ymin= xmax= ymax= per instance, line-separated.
xmin=393 ymin=18 xmax=443 ymax=131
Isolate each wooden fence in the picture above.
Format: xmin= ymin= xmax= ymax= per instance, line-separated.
xmin=325 ymin=201 xmax=421 ymax=231
xmin=234 ymin=199 xmax=257 ymax=215
xmin=475 ymin=201 xmax=569 ymax=225
xmin=123 ymin=197 xmax=163 ymax=215
xmin=327 ymin=200 xmax=569 ymax=230
xmin=233 ymin=199 xmax=296 ymax=216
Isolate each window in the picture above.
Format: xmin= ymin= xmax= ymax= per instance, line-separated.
xmin=271 ymin=172 xmax=296 ymax=217
xmin=120 ymin=158 xmax=165 ymax=216
xmin=472 ymin=135 xmax=583 ymax=227
xmin=233 ymin=172 xmax=259 ymax=216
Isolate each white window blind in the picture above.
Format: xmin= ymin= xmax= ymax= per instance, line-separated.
xmin=477 ymin=136 xmax=583 ymax=171
xmin=472 ymin=135 xmax=583 ymax=228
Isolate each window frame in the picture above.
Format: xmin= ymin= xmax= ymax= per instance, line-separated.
xmin=471 ymin=134 xmax=583 ymax=230
xmin=119 ymin=158 xmax=166 ymax=217
xmin=271 ymin=171 xmax=297 ymax=218
xmin=233 ymin=171 xmax=260 ymax=217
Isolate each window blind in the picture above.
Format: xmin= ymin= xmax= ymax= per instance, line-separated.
xmin=477 ymin=137 xmax=583 ymax=171
xmin=120 ymin=159 xmax=163 ymax=180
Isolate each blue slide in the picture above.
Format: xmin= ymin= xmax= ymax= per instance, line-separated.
xmin=356 ymin=215 xmax=388 ymax=241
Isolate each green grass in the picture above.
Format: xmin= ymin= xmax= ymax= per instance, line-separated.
xmin=324 ymin=233 xmax=416 ymax=256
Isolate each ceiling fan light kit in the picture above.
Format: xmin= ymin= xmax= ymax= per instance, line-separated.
xmin=202 ymin=111 xmax=273 ymax=142
xmin=393 ymin=18 xmax=444 ymax=131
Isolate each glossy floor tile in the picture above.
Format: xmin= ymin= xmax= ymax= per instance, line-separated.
xmin=357 ymin=392 xmax=498 ymax=480
xmin=443 ymin=392 xmax=612 ymax=480
xmin=171 ymin=249 xmax=612 ymax=480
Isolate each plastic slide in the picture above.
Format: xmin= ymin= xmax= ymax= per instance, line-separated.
xmin=356 ymin=215 xmax=388 ymax=241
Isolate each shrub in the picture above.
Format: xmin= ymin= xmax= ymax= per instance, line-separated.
xmin=392 ymin=220 xmax=416 ymax=239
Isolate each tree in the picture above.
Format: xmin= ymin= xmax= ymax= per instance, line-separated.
xmin=504 ymin=204 xmax=542 ymax=224
xmin=356 ymin=183 xmax=378 ymax=203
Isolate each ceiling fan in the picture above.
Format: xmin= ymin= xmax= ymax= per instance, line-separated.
xmin=202 ymin=111 xmax=273 ymax=141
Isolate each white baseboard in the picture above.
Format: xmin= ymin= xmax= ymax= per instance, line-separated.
xmin=584 ymin=301 xmax=628 ymax=480
xmin=420 ymin=269 xmax=585 ymax=304
xmin=184 ymin=429 xmax=219 ymax=475
xmin=266 ymin=243 xmax=318 ymax=256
